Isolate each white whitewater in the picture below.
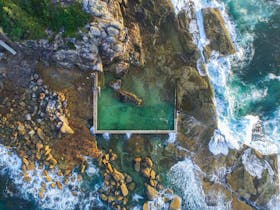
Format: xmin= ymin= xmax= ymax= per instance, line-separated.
xmin=89 ymin=126 xmax=95 ymax=135
xmin=167 ymin=132 xmax=177 ymax=144
xmin=125 ymin=132 xmax=132 ymax=140
xmin=242 ymin=148 xmax=274 ymax=179
xmin=167 ymin=158 xmax=231 ymax=210
xmin=171 ymin=0 xmax=280 ymax=156
xmin=170 ymin=0 xmax=280 ymax=208
xmin=0 ymin=144 xmax=103 ymax=210
xmin=102 ymin=132 xmax=110 ymax=140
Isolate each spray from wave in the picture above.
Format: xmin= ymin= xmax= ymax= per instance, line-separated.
xmin=167 ymin=158 xmax=231 ymax=210
xmin=0 ymin=144 xmax=103 ymax=210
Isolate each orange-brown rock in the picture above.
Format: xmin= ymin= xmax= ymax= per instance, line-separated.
xmin=112 ymin=169 xmax=125 ymax=182
xmin=107 ymin=163 xmax=114 ymax=173
xmin=22 ymin=157 xmax=29 ymax=166
xmin=39 ymin=188 xmax=45 ymax=199
xmin=51 ymin=123 xmax=101 ymax=172
xmin=56 ymin=181 xmax=63 ymax=190
xmin=150 ymin=170 xmax=156 ymax=179
xmin=143 ymin=202 xmax=149 ymax=210
xmin=232 ymin=197 xmax=253 ymax=210
xmin=36 ymin=128 xmax=45 ymax=140
xmin=36 ymin=143 xmax=44 ymax=151
xmin=141 ymin=168 xmax=151 ymax=178
xmin=23 ymin=173 xmax=31 ymax=182
xmin=145 ymin=184 xmax=158 ymax=200
xmin=81 ymin=164 xmax=86 ymax=173
xmin=145 ymin=157 xmax=153 ymax=168
xmin=120 ymin=183 xmax=129 ymax=197
xmin=169 ymin=196 xmax=182 ymax=210
xmin=45 ymin=175 xmax=52 ymax=182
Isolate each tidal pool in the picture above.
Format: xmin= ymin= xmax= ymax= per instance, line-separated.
xmin=97 ymin=70 xmax=175 ymax=131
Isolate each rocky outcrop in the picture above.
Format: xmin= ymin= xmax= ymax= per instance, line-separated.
xmin=169 ymin=195 xmax=182 ymax=210
xmin=202 ymin=8 xmax=235 ymax=58
xmin=21 ymin=0 xmax=144 ymax=76
xmin=133 ymin=156 xmax=182 ymax=210
xmin=227 ymin=148 xmax=278 ymax=207
xmin=53 ymin=44 xmax=103 ymax=72
xmin=0 ymin=66 xmax=100 ymax=179
xmin=176 ymin=10 xmax=200 ymax=65
xmin=175 ymin=66 xmax=209 ymax=111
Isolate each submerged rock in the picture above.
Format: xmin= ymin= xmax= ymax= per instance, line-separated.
xmin=227 ymin=148 xmax=278 ymax=206
xmin=115 ymin=89 xmax=143 ymax=106
xmin=109 ymin=79 xmax=122 ymax=90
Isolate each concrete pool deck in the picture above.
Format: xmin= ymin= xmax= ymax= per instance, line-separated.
xmin=92 ymin=72 xmax=178 ymax=134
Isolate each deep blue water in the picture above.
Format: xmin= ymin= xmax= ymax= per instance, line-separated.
xmin=224 ymin=0 xmax=280 ymax=144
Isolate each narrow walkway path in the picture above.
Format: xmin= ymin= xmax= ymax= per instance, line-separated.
xmin=0 ymin=40 xmax=16 ymax=55
xmin=92 ymin=72 xmax=98 ymax=131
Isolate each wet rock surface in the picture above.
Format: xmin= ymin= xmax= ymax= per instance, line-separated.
xmin=227 ymin=148 xmax=278 ymax=207
xmin=115 ymin=89 xmax=143 ymax=106
xmin=202 ymin=8 xmax=236 ymax=59
xmin=109 ymin=79 xmax=143 ymax=105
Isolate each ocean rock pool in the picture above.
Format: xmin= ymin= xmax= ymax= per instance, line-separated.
xmin=96 ymin=70 xmax=176 ymax=132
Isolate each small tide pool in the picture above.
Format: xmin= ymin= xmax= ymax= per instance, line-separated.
xmin=97 ymin=69 xmax=175 ymax=131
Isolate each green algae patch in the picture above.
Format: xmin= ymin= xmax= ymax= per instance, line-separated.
xmin=97 ymin=71 xmax=175 ymax=131
xmin=0 ymin=0 xmax=90 ymax=40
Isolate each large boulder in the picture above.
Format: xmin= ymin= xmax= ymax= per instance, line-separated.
xmin=202 ymin=8 xmax=235 ymax=58
xmin=169 ymin=195 xmax=182 ymax=210
xmin=145 ymin=184 xmax=159 ymax=200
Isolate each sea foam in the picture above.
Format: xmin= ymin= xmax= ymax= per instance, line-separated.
xmin=172 ymin=0 xmax=280 ymax=156
xmin=167 ymin=158 xmax=231 ymax=210
xmin=0 ymin=144 xmax=103 ymax=210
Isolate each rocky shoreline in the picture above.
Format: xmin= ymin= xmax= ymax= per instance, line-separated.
xmin=0 ymin=0 xmax=279 ymax=209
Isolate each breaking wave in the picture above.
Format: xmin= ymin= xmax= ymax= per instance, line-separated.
xmin=0 ymin=144 xmax=103 ymax=210
xmin=172 ymin=0 xmax=280 ymax=155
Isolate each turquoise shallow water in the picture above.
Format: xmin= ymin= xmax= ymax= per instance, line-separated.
xmin=97 ymin=71 xmax=175 ymax=131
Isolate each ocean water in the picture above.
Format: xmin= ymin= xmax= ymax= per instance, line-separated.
xmin=97 ymin=71 xmax=175 ymax=131
xmin=172 ymin=0 xmax=280 ymax=155
xmin=0 ymin=144 xmax=104 ymax=210
xmin=168 ymin=0 xmax=280 ymax=209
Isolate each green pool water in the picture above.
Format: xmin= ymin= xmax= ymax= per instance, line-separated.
xmin=97 ymin=70 xmax=175 ymax=131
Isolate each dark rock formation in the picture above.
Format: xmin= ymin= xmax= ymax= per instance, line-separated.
xmin=202 ymin=8 xmax=235 ymax=58
xmin=115 ymin=89 xmax=143 ymax=105
xmin=227 ymin=148 xmax=278 ymax=207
